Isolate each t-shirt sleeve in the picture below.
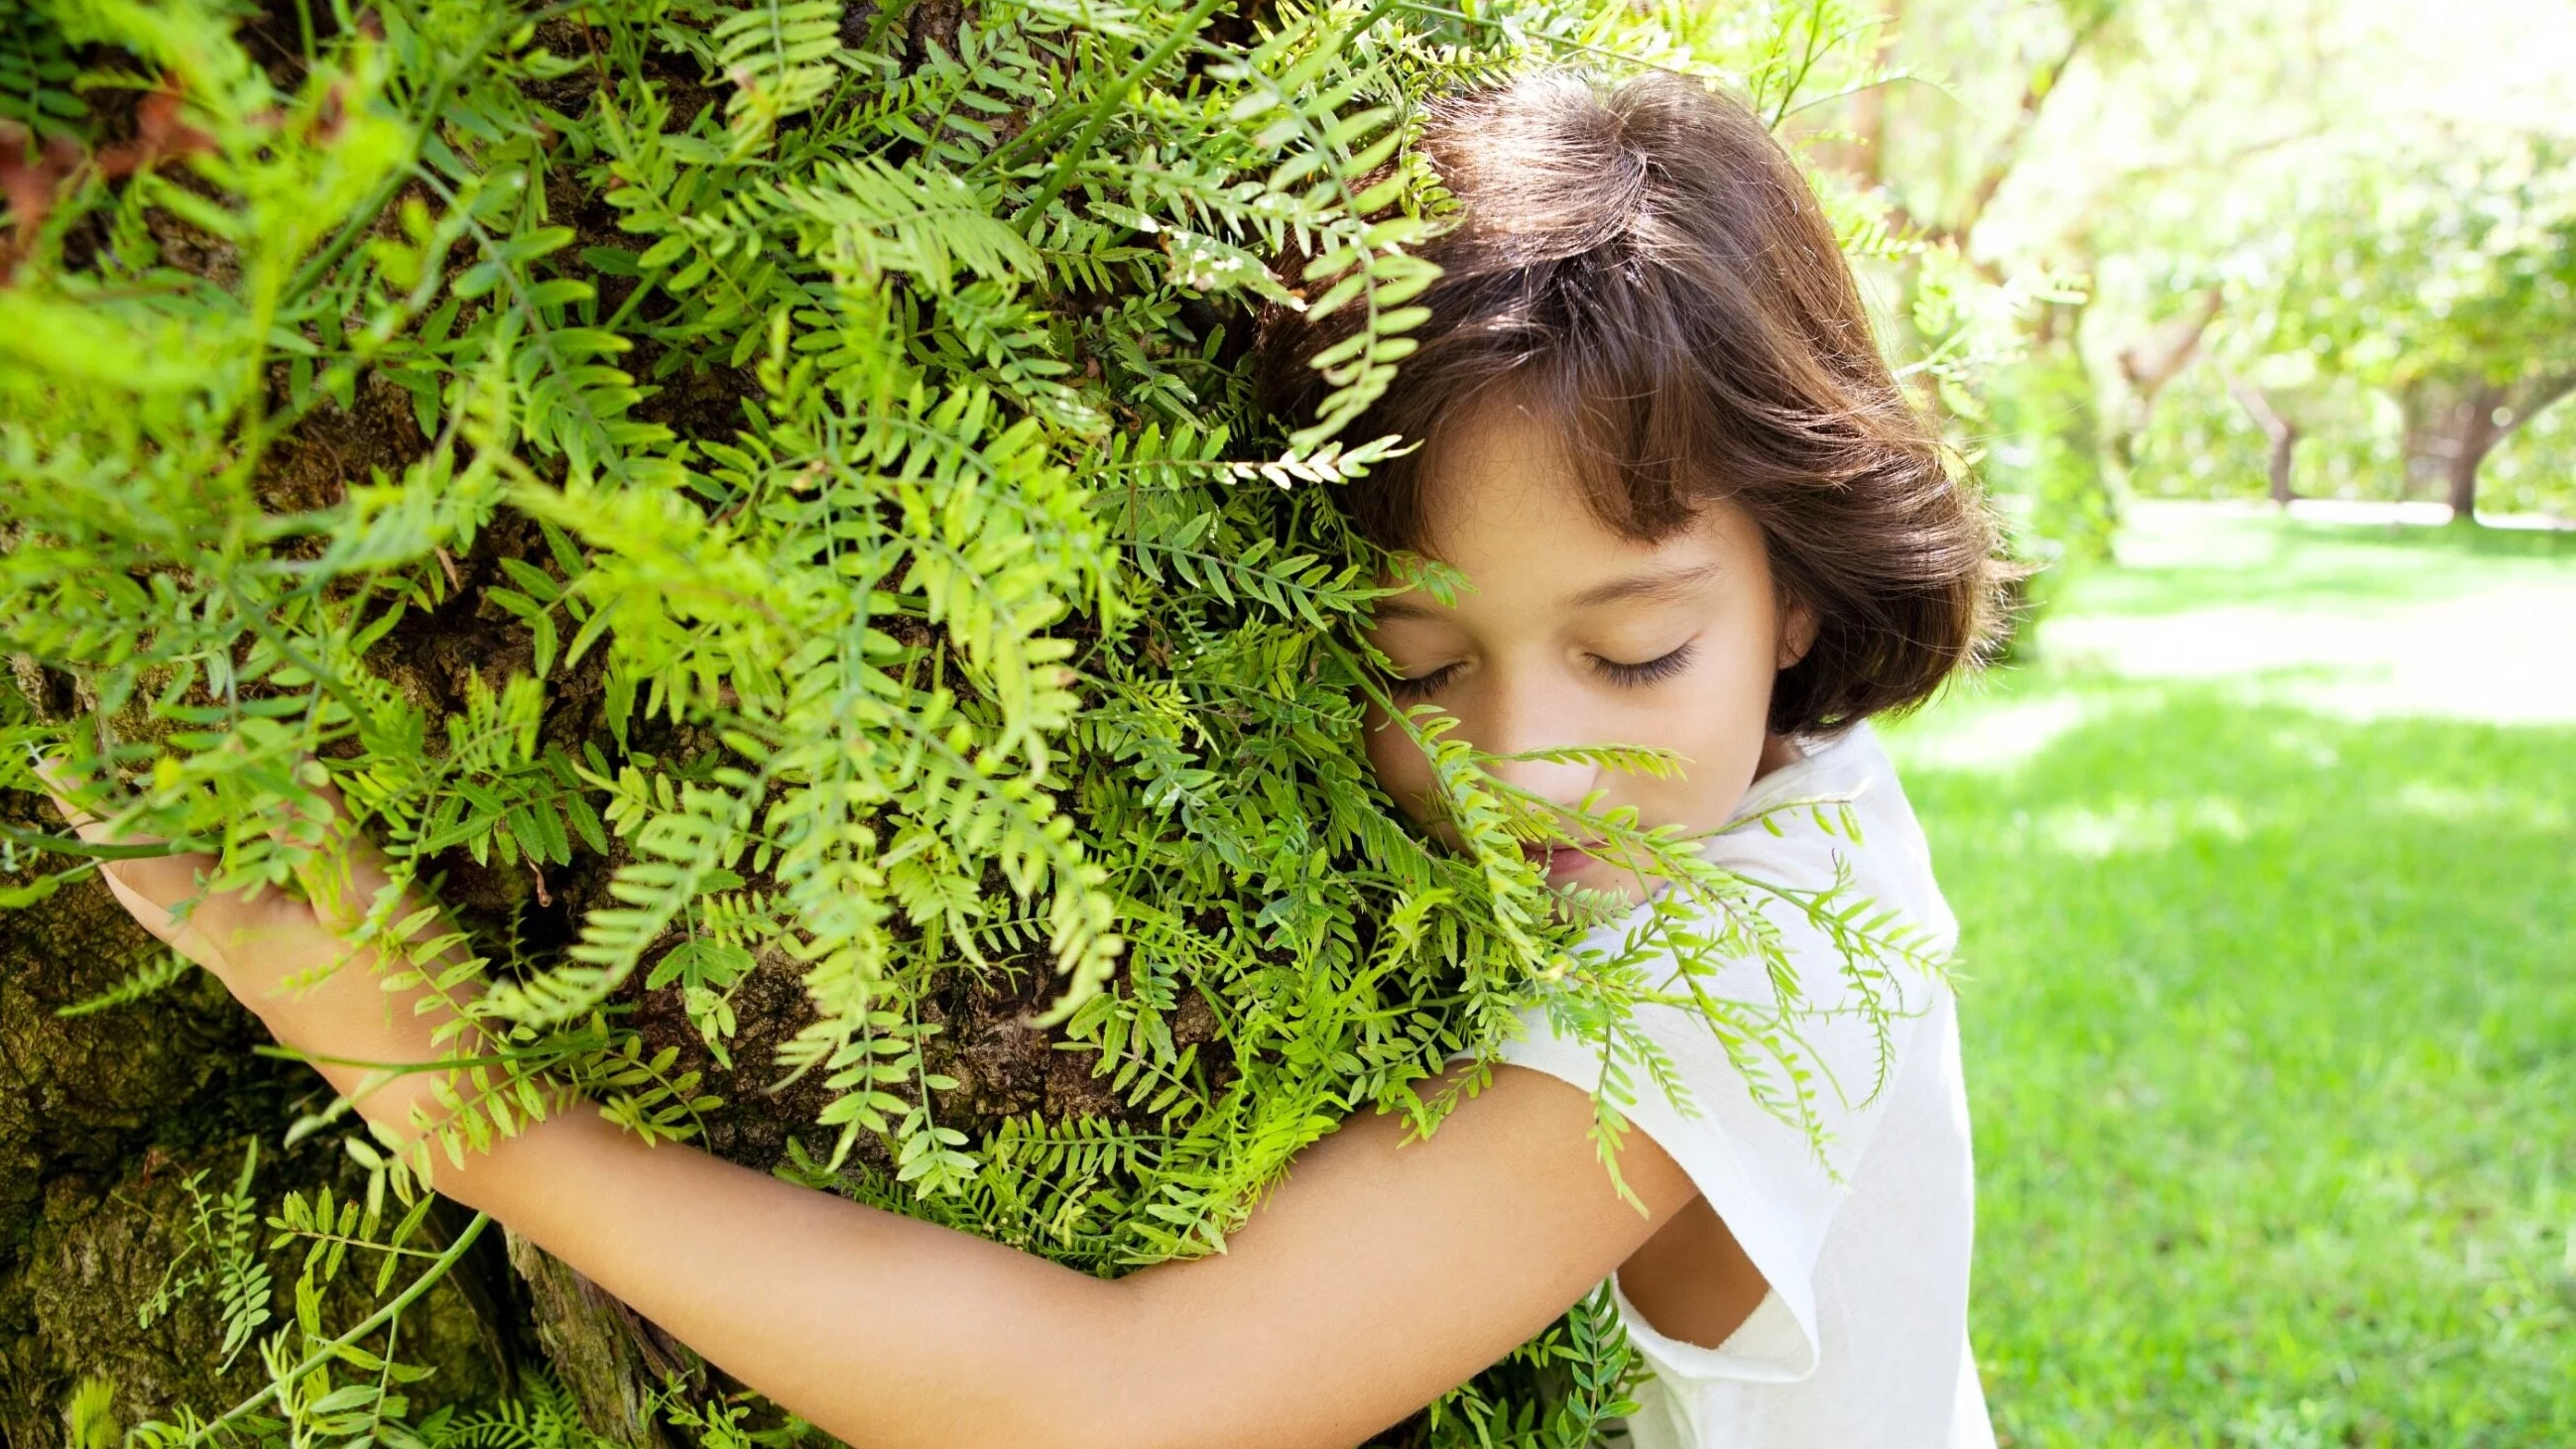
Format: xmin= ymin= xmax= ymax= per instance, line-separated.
xmin=1458 ymin=767 xmax=1959 ymax=1383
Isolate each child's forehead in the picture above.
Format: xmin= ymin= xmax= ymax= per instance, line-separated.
xmin=1389 ymin=364 xmax=1714 ymax=552
xmin=1408 ymin=397 xmax=1594 ymax=536
xmin=1410 ymin=461 xmax=1622 ymax=579
xmin=1383 ymin=493 xmax=1763 ymax=624
xmin=1407 ymin=404 xmax=1752 ymax=567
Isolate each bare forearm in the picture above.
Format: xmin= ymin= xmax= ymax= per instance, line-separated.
xmin=433 ymin=1110 xmax=1146 ymax=1449
xmin=228 ymin=908 xmax=1160 ymax=1447
xmin=46 ymin=773 xmax=1643 ymax=1447
xmin=261 ymin=949 xmax=1660 ymax=1449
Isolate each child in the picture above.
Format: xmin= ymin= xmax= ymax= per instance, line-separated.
xmin=1259 ymin=69 xmax=2003 ymax=1446
xmin=49 ymin=67 xmax=2003 ymax=1449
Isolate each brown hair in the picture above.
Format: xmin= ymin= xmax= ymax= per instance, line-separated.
xmin=1255 ymin=69 xmax=2007 ymax=737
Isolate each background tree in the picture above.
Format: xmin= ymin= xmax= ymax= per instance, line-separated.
xmin=1813 ymin=0 xmax=2576 ymax=552
xmin=2008 ymin=0 xmax=2576 ymax=524
xmin=2259 ymin=134 xmax=2576 ymax=519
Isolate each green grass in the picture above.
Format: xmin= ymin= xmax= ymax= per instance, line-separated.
xmin=2066 ymin=504 xmax=2576 ymax=619
xmin=1881 ymin=505 xmax=2576 ymax=1448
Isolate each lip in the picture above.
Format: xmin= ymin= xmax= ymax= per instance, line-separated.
xmin=1524 ymin=841 xmax=1604 ymax=886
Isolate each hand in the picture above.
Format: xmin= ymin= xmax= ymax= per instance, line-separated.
xmin=33 ymin=753 xmax=390 ymax=998
xmin=34 ymin=751 xmax=510 ymax=1159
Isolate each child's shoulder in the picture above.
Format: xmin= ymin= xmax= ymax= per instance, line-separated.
xmin=1728 ymin=721 xmax=1900 ymax=826
xmin=1700 ymin=721 xmax=1958 ymax=965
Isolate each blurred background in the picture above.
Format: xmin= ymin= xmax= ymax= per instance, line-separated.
xmin=1781 ymin=1 xmax=2574 ymax=1443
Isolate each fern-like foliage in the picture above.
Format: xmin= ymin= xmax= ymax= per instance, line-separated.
xmin=135 ymin=1140 xmax=276 ymax=1374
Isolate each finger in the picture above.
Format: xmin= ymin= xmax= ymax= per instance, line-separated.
xmin=92 ymin=861 xmax=248 ymax=976
xmin=32 ymin=751 xmax=231 ymax=928
xmin=31 ymin=751 xmax=118 ymax=839
xmin=91 ymin=853 xmax=184 ymax=945
xmin=35 ymin=763 xmax=245 ymax=976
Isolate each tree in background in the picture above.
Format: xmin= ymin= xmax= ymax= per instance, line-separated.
xmin=2256 ymin=134 xmax=2576 ymax=519
xmin=1780 ymin=0 xmax=2106 ymax=598
xmin=1826 ymin=0 xmax=2576 ymax=535
xmin=2071 ymin=1 xmax=2576 ymax=522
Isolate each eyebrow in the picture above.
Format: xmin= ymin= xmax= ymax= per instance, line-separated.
xmin=1563 ymin=562 xmax=1722 ymax=609
xmin=1371 ymin=596 xmax=1449 ymax=621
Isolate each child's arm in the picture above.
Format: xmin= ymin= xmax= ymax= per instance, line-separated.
xmin=439 ymin=1050 xmax=1681 ymax=1449
xmin=43 ymin=768 xmax=1701 ymax=1449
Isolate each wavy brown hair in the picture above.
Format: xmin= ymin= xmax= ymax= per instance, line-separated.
xmin=1256 ymin=69 xmax=2008 ymax=737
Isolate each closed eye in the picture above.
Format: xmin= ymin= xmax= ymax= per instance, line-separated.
xmin=1387 ymin=663 xmax=1462 ymax=701
xmin=1590 ymin=640 xmax=1697 ymax=688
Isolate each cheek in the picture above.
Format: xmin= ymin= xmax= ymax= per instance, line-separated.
xmin=1361 ymin=701 xmax=1435 ymax=819
xmin=1666 ymin=616 xmax=1787 ymax=803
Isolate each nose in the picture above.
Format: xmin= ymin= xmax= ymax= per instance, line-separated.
xmin=1457 ymin=669 xmax=1599 ymax=816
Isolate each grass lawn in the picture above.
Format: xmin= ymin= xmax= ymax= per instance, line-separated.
xmin=1879 ymin=504 xmax=2576 ymax=1448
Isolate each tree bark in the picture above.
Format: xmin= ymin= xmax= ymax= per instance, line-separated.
xmin=504 ymin=1228 xmax=705 ymax=1449
xmin=0 ymin=836 xmax=516 ymax=1443
xmin=2444 ymin=385 xmax=2506 ymax=521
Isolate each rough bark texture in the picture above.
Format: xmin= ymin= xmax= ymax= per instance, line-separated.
xmin=0 ymin=199 xmax=725 ymax=1444
xmin=0 ymin=836 xmax=516 ymax=1443
xmin=503 ymin=1229 xmax=705 ymax=1449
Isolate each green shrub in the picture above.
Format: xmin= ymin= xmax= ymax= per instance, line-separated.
xmin=0 ymin=0 xmax=1954 ymax=1440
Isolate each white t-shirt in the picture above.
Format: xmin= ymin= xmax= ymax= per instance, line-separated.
xmin=1471 ymin=722 xmax=1993 ymax=1449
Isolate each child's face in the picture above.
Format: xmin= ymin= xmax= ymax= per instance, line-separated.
xmin=1361 ymin=397 xmax=1812 ymax=904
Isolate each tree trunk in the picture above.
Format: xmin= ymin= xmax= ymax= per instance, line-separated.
xmin=1 ymin=4 xmax=1151 ymax=1441
xmin=2398 ymin=374 xmax=2575 ymax=526
xmin=2459 ymin=372 xmax=2576 ymax=520
xmin=0 ymin=835 xmax=517 ymax=1443
xmin=504 ymin=1229 xmax=704 ymax=1449
xmin=2444 ymin=384 xmax=2505 ymax=522
xmin=2269 ymin=423 xmax=2301 ymax=506
xmin=2229 ymin=378 xmax=2300 ymax=506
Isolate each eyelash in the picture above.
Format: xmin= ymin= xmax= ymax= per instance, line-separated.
xmin=1387 ymin=664 xmax=1460 ymax=701
xmin=1385 ymin=642 xmax=1697 ymax=700
xmin=1592 ymin=640 xmax=1697 ymax=688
